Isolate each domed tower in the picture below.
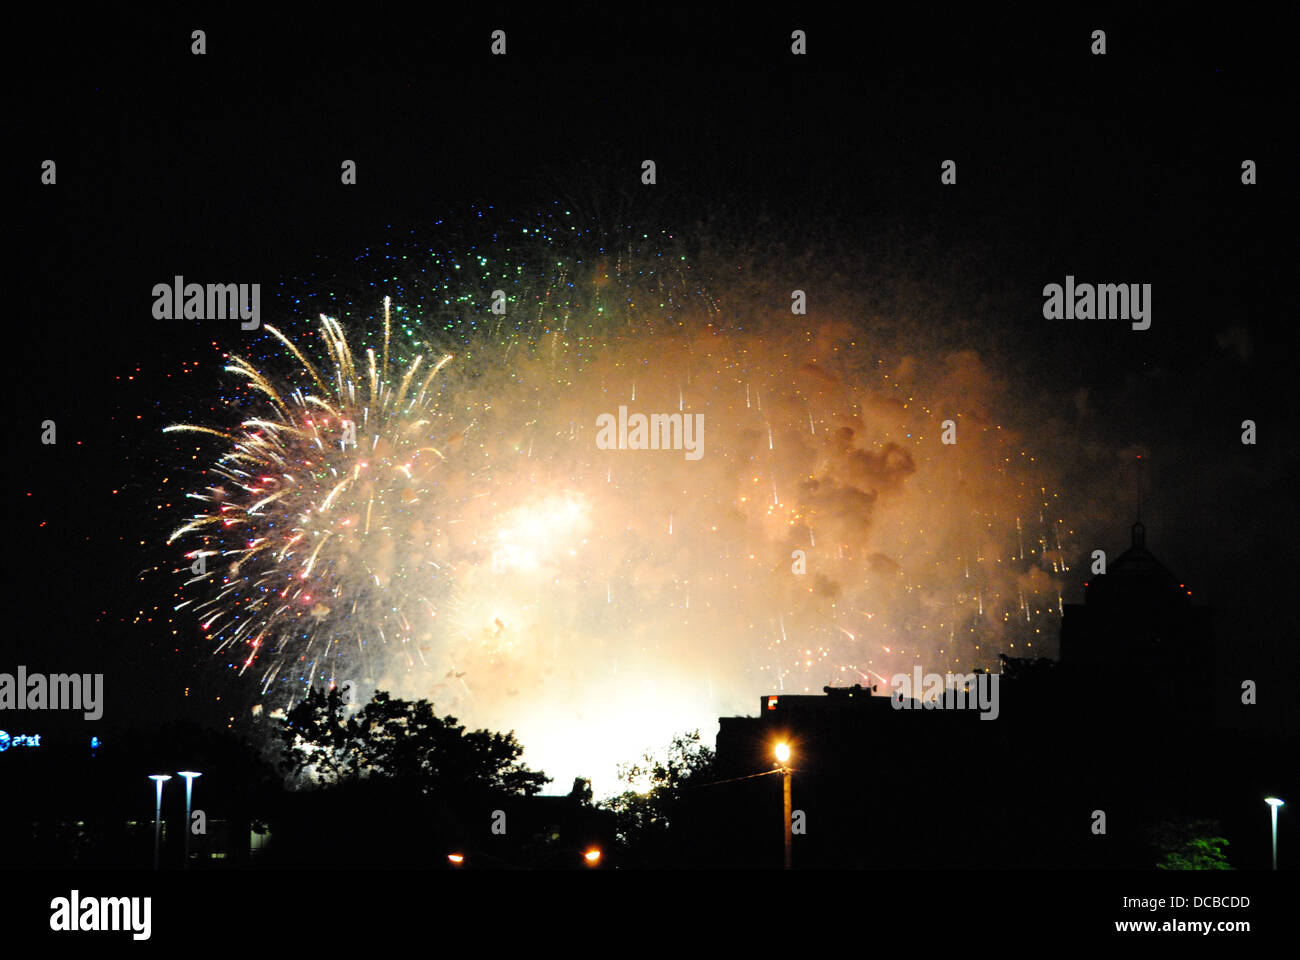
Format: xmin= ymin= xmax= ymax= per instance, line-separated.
xmin=1078 ymin=521 xmax=1188 ymax=610
xmin=1059 ymin=520 xmax=1214 ymax=720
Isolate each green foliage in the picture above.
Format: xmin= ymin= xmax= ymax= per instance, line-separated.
xmin=278 ymin=686 xmax=550 ymax=797
xmin=1149 ymin=818 xmax=1234 ymax=870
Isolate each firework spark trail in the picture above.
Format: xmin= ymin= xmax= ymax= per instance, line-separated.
xmin=163 ymin=212 xmax=1074 ymax=794
xmin=166 ymin=297 xmax=462 ymax=695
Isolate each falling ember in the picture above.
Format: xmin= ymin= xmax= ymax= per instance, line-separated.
xmin=166 ymin=301 xmax=460 ymax=695
xmin=159 ymin=213 xmax=1075 ymax=794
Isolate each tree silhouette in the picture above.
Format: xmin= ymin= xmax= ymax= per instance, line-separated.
xmin=602 ymin=730 xmax=716 ymax=866
xmin=264 ymin=686 xmax=551 ymax=866
xmin=278 ymin=686 xmax=550 ymax=796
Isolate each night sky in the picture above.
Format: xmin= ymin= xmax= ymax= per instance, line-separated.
xmin=10 ymin=0 xmax=1295 ymax=847
xmin=7 ymin=6 xmax=1296 ymax=946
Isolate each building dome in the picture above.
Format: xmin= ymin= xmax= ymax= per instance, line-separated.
xmin=1084 ymin=521 xmax=1188 ymax=607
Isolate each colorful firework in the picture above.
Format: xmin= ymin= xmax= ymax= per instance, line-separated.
xmin=166 ymin=303 xmax=461 ymax=694
xmin=163 ymin=208 xmax=1076 ymax=793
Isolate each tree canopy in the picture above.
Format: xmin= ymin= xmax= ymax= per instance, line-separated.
xmin=277 ymin=685 xmax=550 ymax=797
xmin=601 ymin=730 xmax=716 ymax=866
xmin=1150 ymin=818 xmax=1234 ymax=870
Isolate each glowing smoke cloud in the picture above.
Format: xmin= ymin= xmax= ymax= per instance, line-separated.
xmin=164 ymin=209 xmax=1072 ymax=795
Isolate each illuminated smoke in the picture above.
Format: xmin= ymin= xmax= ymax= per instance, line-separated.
xmin=164 ymin=209 xmax=1074 ymax=794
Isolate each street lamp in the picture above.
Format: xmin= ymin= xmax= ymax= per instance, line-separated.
xmin=583 ymin=847 xmax=602 ymax=867
xmin=148 ymin=775 xmax=171 ymax=870
xmin=177 ymin=772 xmax=202 ymax=869
xmin=1266 ymin=797 xmax=1284 ymax=871
xmin=775 ymin=742 xmax=792 ymax=870
xmin=447 ymin=853 xmax=465 ymax=866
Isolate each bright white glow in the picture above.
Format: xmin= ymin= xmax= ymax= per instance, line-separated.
xmin=491 ymin=494 xmax=590 ymax=572
xmin=496 ymin=677 xmax=724 ymax=799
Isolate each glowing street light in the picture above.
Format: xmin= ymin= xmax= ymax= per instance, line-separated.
xmin=148 ymin=775 xmax=171 ymax=870
xmin=1266 ymin=797 xmax=1284 ymax=870
xmin=447 ymin=853 xmax=465 ymax=866
xmin=774 ymin=742 xmax=793 ymax=870
xmin=583 ymin=847 xmax=601 ymax=866
xmin=177 ymin=772 xmax=202 ymax=869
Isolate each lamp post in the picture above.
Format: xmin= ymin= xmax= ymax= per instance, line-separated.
xmin=1266 ymin=797 xmax=1284 ymax=870
xmin=178 ymin=771 xmax=202 ymax=869
xmin=148 ymin=775 xmax=171 ymax=870
xmin=775 ymin=742 xmax=792 ymax=870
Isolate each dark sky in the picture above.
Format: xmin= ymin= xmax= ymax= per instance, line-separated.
xmin=12 ymin=8 xmax=1294 ymax=738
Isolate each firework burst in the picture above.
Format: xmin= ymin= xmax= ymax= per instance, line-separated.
xmin=166 ymin=301 xmax=461 ymax=694
xmin=161 ymin=209 xmax=1077 ymax=793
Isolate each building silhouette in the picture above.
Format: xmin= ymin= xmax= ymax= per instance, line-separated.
xmin=1059 ymin=520 xmax=1215 ymax=725
xmin=707 ymin=519 xmax=1225 ymax=868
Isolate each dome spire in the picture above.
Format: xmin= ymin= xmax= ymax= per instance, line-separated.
xmin=1135 ymin=453 xmax=1144 ymax=523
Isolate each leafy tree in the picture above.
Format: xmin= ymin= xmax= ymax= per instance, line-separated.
xmin=601 ymin=731 xmax=716 ymax=865
xmin=275 ymin=685 xmax=360 ymax=786
xmin=568 ymin=777 xmax=594 ymax=806
xmin=278 ymin=686 xmax=550 ymax=797
xmin=262 ymin=686 xmax=552 ymax=866
xmin=1150 ymin=818 xmax=1234 ymax=870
